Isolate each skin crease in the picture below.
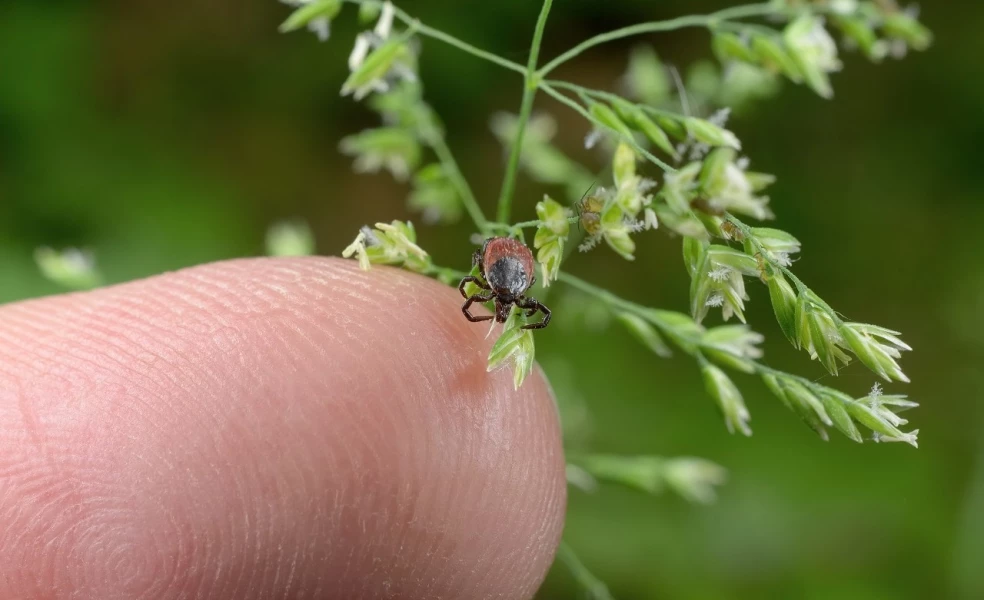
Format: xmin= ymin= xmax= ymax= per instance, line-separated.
xmin=0 ymin=257 xmax=567 ymax=599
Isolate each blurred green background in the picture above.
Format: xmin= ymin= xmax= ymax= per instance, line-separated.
xmin=2 ymin=1 xmax=981 ymax=598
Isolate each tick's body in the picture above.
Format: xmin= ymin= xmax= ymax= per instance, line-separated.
xmin=458 ymin=237 xmax=551 ymax=330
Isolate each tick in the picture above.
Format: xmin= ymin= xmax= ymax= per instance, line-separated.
xmin=458 ymin=237 xmax=551 ymax=330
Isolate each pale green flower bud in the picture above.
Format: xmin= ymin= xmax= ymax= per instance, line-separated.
xmin=339 ymin=127 xmax=421 ymax=181
xmin=35 ymin=247 xmax=103 ymax=290
xmin=839 ymin=322 xmax=911 ymax=383
xmin=342 ymin=39 xmax=412 ymax=100
xmin=487 ymin=307 xmax=536 ymax=390
xmin=603 ymin=227 xmax=636 ymax=262
xmin=612 ymin=142 xmax=637 ymax=188
xmin=534 ymin=242 xmax=563 ymax=287
xmin=744 ymin=171 xmax=777 ymax=192
xmin=536 ymin=194 xmax=571 ymax=236
xmin=617 ymin=312 xmax=672 ymax=358
xmin=623 ymin=45 xmax=671 ymax=106
xmin=845 ymin=400 xmax=917 ymax=447
xmin=712 ymin=31 xmax=757 ymax=64
xmin=767 ymin=271 xmax=798 ymax=345
xmin=784 ymin=15 xmax=842 ymax=99
xmin=374 ymin=220 xmax=428 ymax=269
xmin=832 ymin=15 xmax=888 ymax=62
xmin=702 ymin=363 xmax=752 ymax=436
xmin=662 ymin=458 xmax=728 ymax=504
xmin=707 ymin=245 xmax=759 ymax=276
xmin=687 ymin=60 xmax=721 ymax=105
xmin=882 ymin=11 xmax=933 ymax=52
xmin=702 ymin=324 xmax=764 ymax=373
xmin=609 ymin=96 xmax=637 ymax=125
xmin=688 ymin=244 xmax=754 ymax=324
xmin=653 ymin=114 xmax=688 ymax=141
xmin=358 ymin=1 xmax=381 ymax=23
xmin=643 ymin=208 xmax=659 ymax=231
xmin=696 ymin=150 xmax=773 ymax=220
xmin=342 ymin=220 xmax=431 ymax=273
xmin=762 ymin=373 xmax=790 ymax=411
xmin=588 ymin=200 xmax=637 ymax=260
xmin=655 ymin=205 xmax=709 ymax=239
xmin=341 ymin=231 xmax=371 ymax=271
xmin=822 ymin=392 xmax=863 ymax=443
xmin=747 ymin=227 xmax=800 ymax=255
xmin=762 ymin=374 xmax=830 ymax=440
xmin=689 ymin=242 xmax=713 ymax=323
xmin=533 ymin=195 xmax=571 ymax=286
xmin=589 ymin=102 xmax=636 ymax=141
xmin=829 ymin=0 xmax=859 ymax=14
xmin=795 ymin=294 xmax=851 ymax=375
xmin=683 ymin=236 xmax=706 ymax=278
xmin=647 ymin=309 xmax=704 ymax=354
xmin=369 ymin=81 xmax=442 ymax=141
xmin=372 ymin=0 xmax=395 ymax=37
xmin=716 ymin=63 xmax=781 ymax=110
xmin=685 ymin=117 xmax=741 ymax=150
xmin=407 ymin=164 xmax=462 ymax=224
xmin=784 ymin=380 xmax=832 ymax=429
xmin=794 ymin=291 xmax=814 ymax=353
xmin=859 ymin=387 xmax=918 ymax=444
xmin=630 ymin=112 xmax=680 ymax=160
xmin=661 ymin=161 xmax=701 ymax=214
xmin=750 ymin=34 xmax=802 ymax=81
xmin=699 ymin=147 xmax=737 ymax=194
xmin=266 ymin=220 xmax=315 ymax=257
xmin=614 ymin=185 xmax=645 ymax=217
xmin=279 ymin=0 xmax=343 ymax=40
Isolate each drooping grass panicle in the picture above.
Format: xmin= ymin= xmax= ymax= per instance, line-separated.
xmin=573 ymin=454 xmax=727 ymax=504
xmin=560 ymin=270 xmax=918 ymax=446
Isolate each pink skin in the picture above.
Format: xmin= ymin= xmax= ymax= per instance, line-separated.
xmin=0 ymin=257 xmax=567 ymax=600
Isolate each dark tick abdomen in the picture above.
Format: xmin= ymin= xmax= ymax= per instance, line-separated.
xmin=487 ymin=257 xmax=529 ymax=296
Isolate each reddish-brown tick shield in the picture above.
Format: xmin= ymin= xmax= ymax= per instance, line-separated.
xmin=482 ymin=237 xmax=534 ymax=285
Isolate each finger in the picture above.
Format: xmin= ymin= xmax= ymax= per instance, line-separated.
xmin=0 ymin=257 xmax=567 ymax=600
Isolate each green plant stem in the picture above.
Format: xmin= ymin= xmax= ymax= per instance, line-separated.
xmin=537 ymin=2 xmax=780 ymax=77
xmin=556 ymin=271 xmax=862 ymax=403
xmin=429 ymin=135 xmax=489 ymax=234
xmin=344 ymin=0 xmax=527 ymax=74
xmin=496 ymin=0 xmax=554 ymax=223
xmin=556 ymin=542 xmax=614 ymax=600
xmin=489 ymin=216 xmax=579 ymax=232
xmin=539 ymin=82 xmax=675 ymax=172
xmin=545 ymin=79 xmax=682 ymax=120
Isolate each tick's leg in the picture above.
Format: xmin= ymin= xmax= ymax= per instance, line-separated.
xmin=458 ymin=275 xmax=490 ymax=299
xmin=517 ymin=297 xmax=551 ymax=330
xmin=495 ymin=299 xmax=508 ymax=323
xmin=462 ymin=292 xmax=495 ymax=322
